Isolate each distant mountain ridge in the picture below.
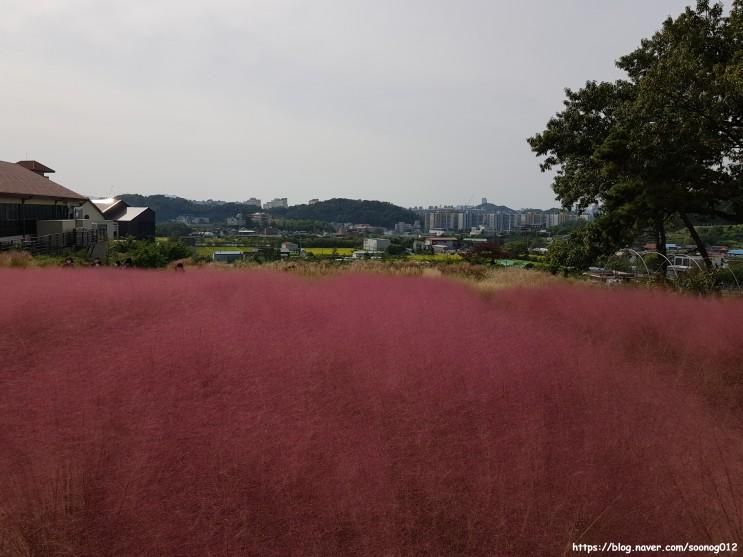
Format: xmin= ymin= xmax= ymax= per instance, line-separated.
xmin=116 ymin=195 xmax=418 ymax=227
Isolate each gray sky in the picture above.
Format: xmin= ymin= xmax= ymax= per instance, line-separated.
xmin=1 ymin=0 xmax=696 ymax=209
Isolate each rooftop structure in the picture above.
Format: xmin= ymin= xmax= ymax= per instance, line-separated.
xmin=15 ymin=160 xmax=56 ymax=176
xmin=0 ymin=160 xmax=85 ymax=201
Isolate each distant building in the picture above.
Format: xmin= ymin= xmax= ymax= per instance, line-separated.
xmin=308 ymin=198 xmax=320 ymax=205
xmin=580 ymin=204 xmax=599 ymax=222
xmin=518 ymin=210 xmax=547 ymax=230
xmin=244 ymin=198 xmax=262 ymax=207
xmin=641 ymin=243 xmax=688 ymax=253
xmin=0 ymin=160 xmax=110 ymax=252
xmin=394 ymin=222 xmax=413 ymax=234
xmin=424 ymin=237 xmax=458 ymax=252
xmin=1 ymin=160 xmax=83 ymax=240
xmin=419 ymin=209 xmax=474 ymax=232
xmin=545 ymin=208 xmax=579 ymax=228
xmin=708 ymin=246 xmax=728 ymax=257
xmin=93 ymin=198 xmax=156 ymax=239
xmin=481 ymin=211 xmax=516 ymax=233
xmin=263 ymin=198 xmax=288 ymax=209
xmin=672 ymin=254 xmax=706 ymax=268
xmin=463 ymin=236 xmax=488 ymax=244
xmin=417 ymin=205 xmax=522 ymax=233
xmin=212 ymin=251 xmax=243 ymax=263
xmin=115 ymin=208 xmax=156 ymax=239
xmin=77 ymin=200 xmax=118 ymax=240
xmin=416 ymin=205 xmax=582 ymax=234
xmin=250 ymin=212 xmax=272 ymax=228
xmin=280 ymin=241 xmax=299 ymax=255
xmin=363 ymin=238 xmax=391 ymax=252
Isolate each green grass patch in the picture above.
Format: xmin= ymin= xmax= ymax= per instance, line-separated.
xmin=408 ymin=254 xmax=463 ymax=262
xmin=195 ymin=246 xmax=257 ymax=256
xmin=305 ymin=247 xmax=355 ymax=256
xmin=666 ymin=224 xmax=743 ymax=248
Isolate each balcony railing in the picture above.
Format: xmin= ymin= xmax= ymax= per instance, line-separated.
xmin=0 ymin=228 xmax=102 ymax=256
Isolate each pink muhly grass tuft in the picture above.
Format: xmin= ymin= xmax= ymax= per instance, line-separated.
xmin=0 ymin=268 xmax=742 ymax=556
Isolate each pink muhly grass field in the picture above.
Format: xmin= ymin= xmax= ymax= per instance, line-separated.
xmin=0 ymin=268 xmax=742 ymax=556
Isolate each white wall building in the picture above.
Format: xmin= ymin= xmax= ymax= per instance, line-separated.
xmin=264 ymin=198 xmax=288 ymax=209
xmin=363 ymin=238 xmax=391 ymax=252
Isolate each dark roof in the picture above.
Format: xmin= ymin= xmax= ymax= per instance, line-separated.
xmin=0 ymin=161 xmax=85 ymax=201
xmin=16 ymin=160 xmax=55 ymax=174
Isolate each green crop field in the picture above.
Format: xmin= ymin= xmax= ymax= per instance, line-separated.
xmin=408 ymin=254 xmax=463 ymax=262
xmin=195 ymin=246 xmax=257 ymax=256
xmin=304 ymin=247 xmax=355 ymax=256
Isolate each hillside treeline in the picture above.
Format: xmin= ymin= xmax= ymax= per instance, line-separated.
xmin=118 ymin=195 xmax=417 ymax=227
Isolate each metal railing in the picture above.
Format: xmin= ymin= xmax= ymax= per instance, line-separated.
xmin=0 ymin=229 xmax=102 ymax=256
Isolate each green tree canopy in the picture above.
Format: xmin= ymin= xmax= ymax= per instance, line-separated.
xmin=267 ymin=198 xmax=418 ymax=228
xmin=529 ymin=0 xmax=743 ymax=271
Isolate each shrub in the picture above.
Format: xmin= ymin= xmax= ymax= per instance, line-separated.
xmin=110 ymin=239 xmax=194 ymax=268
xmin=438 ymin=262 xmax=489 ymax=280
xmin=460 ymin=242 xmax=505 ymax=265
xmin=546 ymin=234 xmax=595 ymax=274
xmin=0 ymin=250 xmax=33 ymax=268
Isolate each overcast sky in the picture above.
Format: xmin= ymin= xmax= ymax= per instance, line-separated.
xmin=1 ymin=0 xmax=696 ymax=209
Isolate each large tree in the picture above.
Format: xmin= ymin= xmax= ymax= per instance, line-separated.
xmin=529 ymin=0 xmax=743 ymax=271
xmin=527 ymin=80 xmax=662 ymax=266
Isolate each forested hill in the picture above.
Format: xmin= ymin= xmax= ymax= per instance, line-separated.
xmin=117 ymin=195 xmax=252 ymax=222
xmin=268 ymin=199 xmax=418 ymax=227
xmin=116 ymin=195 xmax=418 ymax=226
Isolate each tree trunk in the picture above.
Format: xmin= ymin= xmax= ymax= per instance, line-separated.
xmin=680 ymin=213 xmax=713 ymax=270
xmin=656 ymin=215 xmax=668 ymax=280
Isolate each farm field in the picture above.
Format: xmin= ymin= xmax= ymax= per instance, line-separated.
xmin=303 ymin=247 xmax=355 ymax=256
xmin=0 ymin=269 xmax=742 ymax=556
xmin=194 ymin=245 xmax=257 ymax=256
xmin=408 ymin=253 xmax=463 ymax=262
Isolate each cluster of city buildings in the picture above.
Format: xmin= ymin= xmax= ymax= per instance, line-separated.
xmin=413 ymin=198 xmax=593 ymax=233
xmin=176 ymin=193 xmax=593 ymax=235
xmin=175 ymin=197 xmax=293 ymax=227
xmin=180 ymin=195 xmax=591 ymax=236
